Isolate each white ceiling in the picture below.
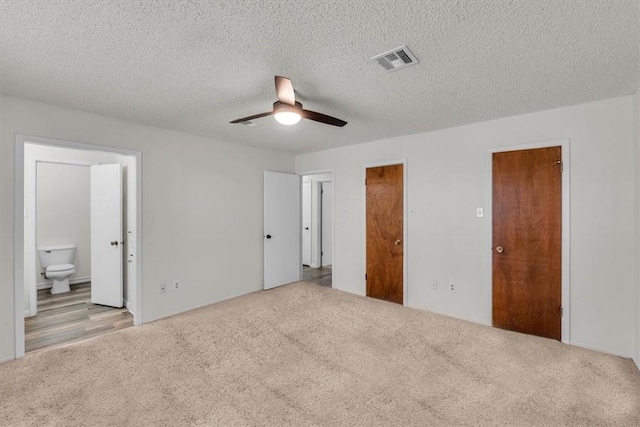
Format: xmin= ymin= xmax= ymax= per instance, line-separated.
xmin=1 ymin=0 xmax=639 ymax=154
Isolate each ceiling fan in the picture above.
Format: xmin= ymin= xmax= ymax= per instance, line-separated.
xmin=230 ymin=76 xmax=347 ymax=127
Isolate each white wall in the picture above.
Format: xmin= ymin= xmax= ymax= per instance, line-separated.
xmin=302 ymin=173 xmax=332 ymax=268
xmin=36 ymin=162 xmax=91 ymax=284
xmin=635 ymin=82 xmax=640 ymax=369
xmin=1 ymin=95 xmax=294 ymax=361
xmin=296 ymin=95 xmax=637 ymax=358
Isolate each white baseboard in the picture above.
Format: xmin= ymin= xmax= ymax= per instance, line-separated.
xmin=143 ymin=288 xmax=260 ymax=324
xmin=310 ymin=263 xmax=318 ymax=268
xmin=123 ymin=298 xmax=134 ymax=315
xmin=1 ymin=355 xmax=16 ymax=364
xmin=37 ymin=276 xmax=91 ymax=290
xmin=569 ymin=340 xmax=632 ymax=359
xmin=24 ymin=309 xmax=30 ymax=318
xmin=634 ymin=355 xmax=640 ymax=371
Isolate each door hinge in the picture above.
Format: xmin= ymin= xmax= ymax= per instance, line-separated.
xmin=555 ymin=160 xmax=563 ymax=173
xmin=365 ymin=273 xmax=367 ymax=280
xmin=365 ymin=178 xmax=367 ymax=185
xmin=321 ymin=251 xmax=324 ymax=256
xmin=321 ymin=189 xmax=324 ymax=194
xmin=560 ymin=306 xmax=563 ymax=317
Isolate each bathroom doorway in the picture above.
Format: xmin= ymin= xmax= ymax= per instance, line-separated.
xmin=301 ymin=172 xmax=333 ymax=288
xmin=15 ymin=136 xmax=142 ymax=357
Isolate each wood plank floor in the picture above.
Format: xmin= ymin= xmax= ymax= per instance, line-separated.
xmin=25 ymin=282 xmax=133 ymax=353
xmin=303 ymin=266 xmax=332 ymax=287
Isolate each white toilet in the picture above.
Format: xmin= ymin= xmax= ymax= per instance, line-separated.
xmin=38 ymin=245 xmax=76 ymax=294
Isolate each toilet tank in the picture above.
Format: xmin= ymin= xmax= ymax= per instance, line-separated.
xmin=38 ymin=245 xmax=76 ymax=268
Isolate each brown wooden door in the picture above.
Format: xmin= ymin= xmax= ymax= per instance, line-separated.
xmin=366 ymin=164 xmax=403 ymax=304
xmin=492 ymin=147 xmax=562 ymax=340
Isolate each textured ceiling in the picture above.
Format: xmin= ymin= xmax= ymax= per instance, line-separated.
xmin=1 ymin=0 xmax=639 ymax=154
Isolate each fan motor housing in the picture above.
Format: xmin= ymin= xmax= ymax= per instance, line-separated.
xmin=273 ymin=101 xmax=303 ymax=113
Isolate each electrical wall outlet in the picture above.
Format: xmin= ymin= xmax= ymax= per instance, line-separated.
xmin=172 ymin=280 xmax=180 ymax=291
xmin=160 ymin=283 xmax=167 ymax=294
xmin=431 ymin=281 xmax=438 ymax=290
xmin=449 ymin=282 xmax=456 ymax=293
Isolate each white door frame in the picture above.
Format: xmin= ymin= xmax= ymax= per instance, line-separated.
xmin=320 ymin=181 xmax=333 ymax=267
xmin=14 ymin=134 xmax=143 ymax=359
xmin=299 ymin=169 xmax=335 ymax=288
xmin=487 ymin=139 xmax=571 ymax=343
xmin=362 ymin=160 xmax=408 ymax=306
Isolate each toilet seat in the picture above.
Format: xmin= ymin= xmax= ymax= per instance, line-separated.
xmin=46 ymin=263 xmax=74 ymax=274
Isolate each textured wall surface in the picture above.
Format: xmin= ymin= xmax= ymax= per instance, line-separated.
xmin=1 ymin=0 xmax=638 ymax=154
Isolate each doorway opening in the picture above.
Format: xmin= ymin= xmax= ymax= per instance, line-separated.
xmin=301 ymin=172 xmax=333 ymax=288
xmin=14 ymin=135 xmax=142 ymax=358
xmin=26 ymin=158 xmax=134 ymax=353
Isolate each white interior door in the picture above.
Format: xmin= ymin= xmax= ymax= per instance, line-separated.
xmin=302 ymin=180 xmax=312 ymax=266
xmin=264 ymin=171 xmax=301 ymax=290
xmin=321 ymin=181 xmax=333 ymax=266
xmin=90 ymin=164 xmax=123 ymax=307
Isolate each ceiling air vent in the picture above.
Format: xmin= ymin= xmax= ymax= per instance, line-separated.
xmin=371 ymin=45 xmax=419 ymax=72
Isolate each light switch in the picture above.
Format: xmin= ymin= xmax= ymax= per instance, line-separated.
xmin=476 ymin=208 xmax=484 ymax=218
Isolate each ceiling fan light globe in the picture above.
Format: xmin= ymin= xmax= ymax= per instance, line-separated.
xmin=274 ymin=111 xmax=301 ymax=125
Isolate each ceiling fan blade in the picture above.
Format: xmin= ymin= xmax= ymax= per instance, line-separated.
xmin=229 ymin=111 xmax=274 ymax=124
xmin=301 ymin=109 xmax=347 ymax=127
xmin=275 ymin=76 xmax=296 ymax=106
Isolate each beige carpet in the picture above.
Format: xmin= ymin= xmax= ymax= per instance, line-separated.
xmin=1 ymin=283 xmax=639 ymax=426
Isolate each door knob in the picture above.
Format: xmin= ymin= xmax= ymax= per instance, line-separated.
xmin=496 ymin=246 xmax=504 ymax=253
xmin=394 ymin=239 xmax=401 ymax=245
xmin=304 ymin=227 xmax=309 ymax=230
xmin=266 ymin=235 xmax=272 ymax=239
xmin=111 ymin=241 xmax=119 ymax=246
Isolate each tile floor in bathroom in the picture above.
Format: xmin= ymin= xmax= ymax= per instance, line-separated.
xmin=24 ymin=282 xmax=133 ymax=353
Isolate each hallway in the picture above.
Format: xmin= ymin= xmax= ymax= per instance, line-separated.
xmin=302 ymin=266 xmax=332 ymax=288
